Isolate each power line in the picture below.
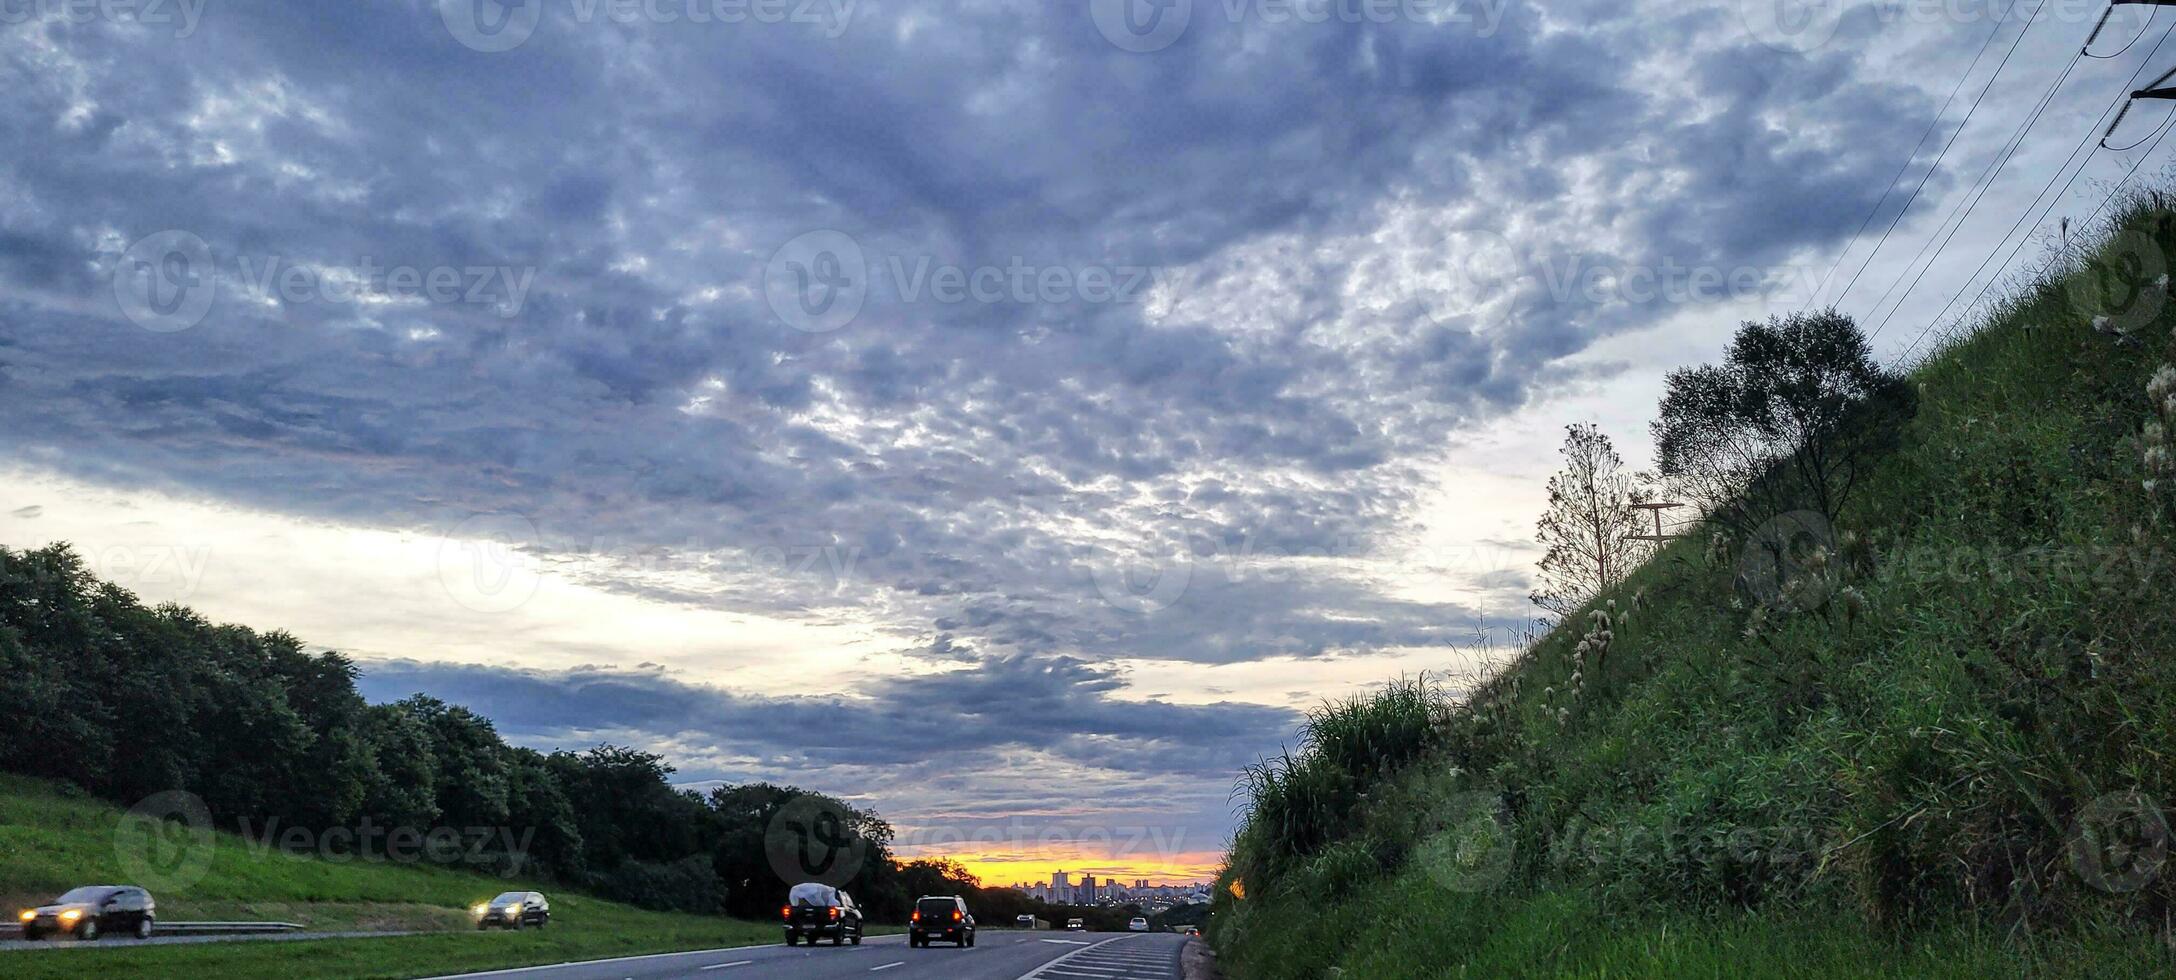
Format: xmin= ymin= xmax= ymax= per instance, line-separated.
xmin=1828 ymin=0 xmax=2051 ymax=311
xmin=1894 ymin=18 xmax=2176 ymax=362
xmin=1863 ymin=36 xmax=2089 ymax=344
xmin=1804 ymin=0 xmax=2023 ymax=309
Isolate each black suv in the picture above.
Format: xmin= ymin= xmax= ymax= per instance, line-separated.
xmin=18 ymin=885 xmax=155 ymax=941
xmin=474 ymin=891 xmax=550 ymax=930
xmin=781 ymin=882 xmax=863 ymax=946
xmin=910 ymin=895 xmax=975 ymax=948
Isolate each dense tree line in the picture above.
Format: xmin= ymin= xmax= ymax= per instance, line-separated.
xmin=0 ymin=543 xmax=999 ymax=920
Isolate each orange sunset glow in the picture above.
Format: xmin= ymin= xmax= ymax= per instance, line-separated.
xmin=895 ymin=845 xmax=1225 ymax=890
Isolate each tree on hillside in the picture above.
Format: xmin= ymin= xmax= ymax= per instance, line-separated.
xmin=1531 ymin=423 xmax=1650 ymax=618
xmin=1652 ymin=309 xmax=1912 ymax=534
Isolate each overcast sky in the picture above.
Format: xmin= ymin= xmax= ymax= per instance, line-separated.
xmin=0 ymin=0 xmax=2159 ymax=883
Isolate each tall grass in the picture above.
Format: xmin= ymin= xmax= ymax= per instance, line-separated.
xmin=1216 ymin=192 xmax=2176 ymax=976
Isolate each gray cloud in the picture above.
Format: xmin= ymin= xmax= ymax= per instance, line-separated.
xmin=0 ymin=0 xmax=1985 ymax=846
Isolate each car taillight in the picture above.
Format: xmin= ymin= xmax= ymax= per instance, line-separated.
xmin=828 ymin=907 xmax=839 ymax=920
xmin=781 ymin=905 xmax=792 ymax=920
xmin=952 ymin=910 xmax=962 ymax=921
xmin=911 ymin=911 xmax=920 ymax=922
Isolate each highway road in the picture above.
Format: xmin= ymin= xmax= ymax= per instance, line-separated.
xmin=425 ymin=931 xmax=1191 ymax=980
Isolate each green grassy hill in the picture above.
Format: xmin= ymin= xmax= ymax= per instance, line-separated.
xmin=0 ymin=774 xmax=787 ymax=979
xmin=1209 ymin=196 xmax=2176 ymax=978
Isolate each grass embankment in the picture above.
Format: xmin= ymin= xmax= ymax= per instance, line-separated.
xmin=1211 ymin=196 xmax=2176 ymax=978
xmin=0 ymin=774 xmax=813 ymax=979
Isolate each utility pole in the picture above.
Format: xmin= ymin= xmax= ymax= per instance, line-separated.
xmin=1627 ymin=501 xmax=1686 ymax=544
xmin=2101 ymin=2 xmax=2176 ymax=146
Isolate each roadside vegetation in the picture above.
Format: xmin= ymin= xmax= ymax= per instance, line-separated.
xmin=0 ymin=540 xmax=1044 ymax=926
xmin=0 ymin=773 xmax=797 ymax=979
xmin=1211 ymin=194 xmax=2176 ymax=977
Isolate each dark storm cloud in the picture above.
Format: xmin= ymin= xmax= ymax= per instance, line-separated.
xmin=1 ymin=1 xmax=1963 ymax=835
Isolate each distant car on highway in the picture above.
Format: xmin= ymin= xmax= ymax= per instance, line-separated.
xmin=1066 ymin=917 xmax=1085 ymax=931
xmin=18 ymin=885 xmax=155 ymax=941
xmin=1128 ymin=916 xmax=1150 ymax=932
xmin=909 ymin=895 xmax=975 ymax=948
xmin=782 ymin=882 xmax=863 ymax=946
xmin=473 ymin=891 xmax=549 ymax=930
xmin=1015 ymin=913 xmax=1036 ymax=928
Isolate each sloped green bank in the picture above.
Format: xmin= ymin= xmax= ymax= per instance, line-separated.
xmin=1212 ymin=196 xmax=2176 ymax=978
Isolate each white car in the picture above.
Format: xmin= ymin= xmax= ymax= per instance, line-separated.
xmin=1128 ymin=917 xmax=1149 ymax=932
xmin=1066 ymin=918 xmax=1085 ymax=931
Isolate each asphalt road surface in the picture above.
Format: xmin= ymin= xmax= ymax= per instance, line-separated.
xmin=425 ymin=931 xmax=1191 ymax=980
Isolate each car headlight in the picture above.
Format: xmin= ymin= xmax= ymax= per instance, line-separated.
xmin=58 ymin=910 xmax=80 ymax=922
xmin=473 ymin=904 xmax=489 ymax=916
xmin=17 ymin=910 xmax=31 ymax=922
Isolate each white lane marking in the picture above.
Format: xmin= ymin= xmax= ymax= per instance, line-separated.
xmin=418 ymin=934 xmax=904 ymax=979
xmin=1040 ymin=938 xmax=1093 ymax=945
xmin=871 ymin=963 xmax=905 ymax=972
xmin=700 ymin=962 xmax=754 ymax=971
xmin=1018 ymin=936 xmax=1133 ymax=980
